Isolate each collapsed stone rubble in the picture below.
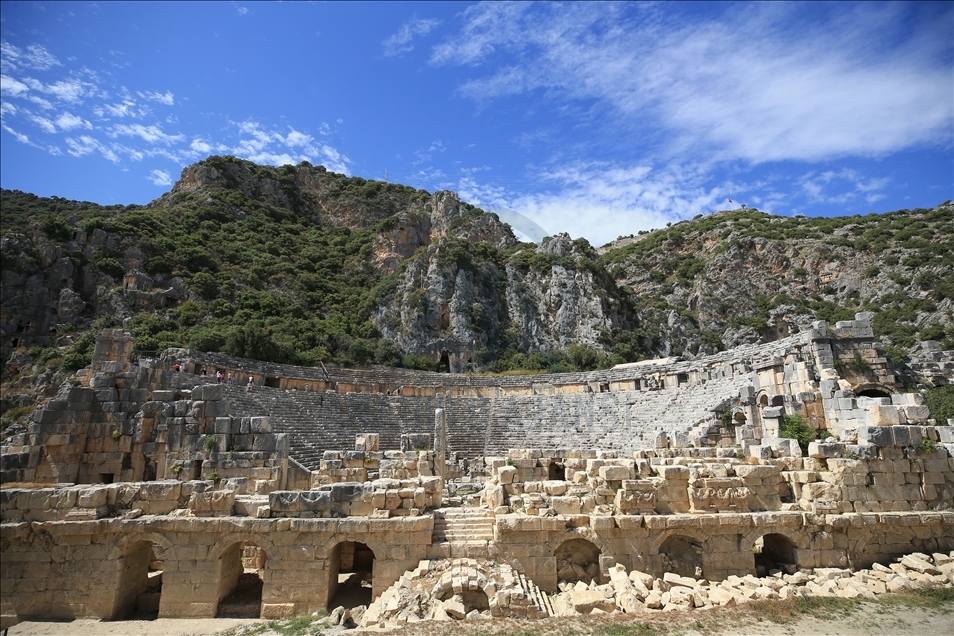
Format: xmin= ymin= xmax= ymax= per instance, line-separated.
xmin=360 ymin=551 xmax=954 ymax=625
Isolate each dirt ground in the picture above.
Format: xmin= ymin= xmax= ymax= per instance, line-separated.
xmin=6 ymin=596 xmax=953 ymax=636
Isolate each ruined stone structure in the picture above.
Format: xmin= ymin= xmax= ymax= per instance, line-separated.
xmin=2 ymin=314 xmax=953 ymax=627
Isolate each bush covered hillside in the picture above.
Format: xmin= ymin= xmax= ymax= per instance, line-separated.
xmin=1 ymin=156 xmax=951 ymax=414
xmin=0 ymin=157 xmax=648 ymax=387
xmin=601 ymin=203 xmax=954 ymax=360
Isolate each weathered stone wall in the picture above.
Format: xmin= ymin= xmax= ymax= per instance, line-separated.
xmin=494 ymin=510 xmax=954 ymax=592
xmin=0 ymin=515 xmax=433 ymax=621
xmin=481 ymin=436 xmax=954 ymax=518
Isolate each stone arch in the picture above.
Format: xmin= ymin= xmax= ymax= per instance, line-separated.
xmin=215 ymin=539 xmax=268 ymax=618
xmin=554 ymin=538 xmax=602 ymax=585
xmin=739 ymin=526 xmax=805 ymax=555
xmin=853 ymin=383 xmax=895 ymax=398
xmin=327 ymin=540 xmax=377 ymax=609
xmin=652 ymin=529 xmax=708 ymax=579
xmin=112 ymin=536 xmax=171 ymax=619
xmin=208 ymin=532 xmax=277 ymax=560
xmin=741 ymin=527 xmax=805 ymax=573
xmin=112 ymin=531 xmax=175 ymax=559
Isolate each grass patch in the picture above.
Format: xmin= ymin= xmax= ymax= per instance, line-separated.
xmin=875 ymin=586 xmax=954 ymax=612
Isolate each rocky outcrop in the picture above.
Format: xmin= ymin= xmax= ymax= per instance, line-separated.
xmin=375 ymin=231 xmax=631 ymax=371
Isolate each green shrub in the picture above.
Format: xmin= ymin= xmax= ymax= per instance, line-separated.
xmin=923 ymin=385 xmax=954 ymax=423
xmin=95 ymin=256 xmax=125 ymax=279
xmin=780 ymin=414 xmax=817 ymax=453
xmin=42 ymin=217 xmax=72 ymax=241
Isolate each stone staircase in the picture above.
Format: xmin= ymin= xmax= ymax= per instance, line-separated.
xmin=431 ymin=507 xmax=495 ymax=542
xmin=426 ymin=507 xmax=499 ymax=560
xmin=517 ymin=570 xmax=555 ymax=617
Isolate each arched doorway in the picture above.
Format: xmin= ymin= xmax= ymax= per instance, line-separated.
xmin=555 ymin=538 xmax=601 ymax=585
xmin=329 ymin=541 xmax=375 ymax=609
xmin=659 ymin=535 xmax=703 ymax=578
xmin=754 ymin=533 xmax=798 ymax=576
xmin=216 ymin=542 xmax=266 ymax=618
xmin=114 ymin=541 xmax=164 ymax=619
xmin=856 ymin=387 xmax=891 ymax=398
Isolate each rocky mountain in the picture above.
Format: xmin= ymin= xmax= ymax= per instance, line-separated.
xmin=602 ymin=205 xmax=954 ymax=361
xmin=1 ymin=156 xmax=951 ymax=428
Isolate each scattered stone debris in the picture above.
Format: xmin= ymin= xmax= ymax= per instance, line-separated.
xmin=361 ymin=552 xmax=954 ymax=628
xmin=362 ymin=558 xmax=552 ymax=626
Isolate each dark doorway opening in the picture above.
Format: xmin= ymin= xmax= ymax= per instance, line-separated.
xmin=217 ymin=542 xmax=265 ymax=618
xmin=330 ymin=541 xmax=375 ymax=609
xmin=754 ymin=534 xmax=797 ymax=576
xmin=659 ymin=535 xmax=704 ymax=578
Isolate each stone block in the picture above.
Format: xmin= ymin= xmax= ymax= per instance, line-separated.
xmin=599 ymin=465 xmax=634 ymax=481
xmin=299 ymin=490 xmax=331 ymax=514
xmin=858 ymin=426 xmax=892 ymax=446
xmin=657 ymin=466 xmax=689 ymax=481
xmin=192 ymin=384 xmax=224 ymax=401
xmin=498 ymin=466 xmax=517 ymax=484
xmin=866 ymin=406 xmax=900 ymax=427
xmin=892 ymin=427 xmax=911 ymax=447
xmin=249 ymin=417 xmax=271 ymax=433
xmin=269 ymin=491 xmax=301 ymax=513
xmin=809 ymin=442 xmax=845 ymax=459
xmin=903 ymin=406 xmax=931 ymax=422
xmin=551 ymin=496 xmax=581 ymax=515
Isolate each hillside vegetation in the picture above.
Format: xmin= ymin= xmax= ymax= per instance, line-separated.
xmin=602 ymin=204 xmax=954 ymax=360
xmin=1 ymin=157 xmax=951 ymax=416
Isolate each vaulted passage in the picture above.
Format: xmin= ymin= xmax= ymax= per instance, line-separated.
xmin=216 ymin=542 xmax=265 ymax=618
xmin=755 ymin=533 xmax=798 ymax=575
xmin=115 ymin=541 xmax=164 ymax=619
xmin=659 ymin=535 xmax=703 ymax=578
xmin=330 ymin=541 xmax=375 ymax=609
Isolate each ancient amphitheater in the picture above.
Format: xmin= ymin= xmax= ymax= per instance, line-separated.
xmin=2 ymin=313 xmax=953 ymax=628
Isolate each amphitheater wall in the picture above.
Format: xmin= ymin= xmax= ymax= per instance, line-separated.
xmin=0 ymin=515 xmax=433 ymax=621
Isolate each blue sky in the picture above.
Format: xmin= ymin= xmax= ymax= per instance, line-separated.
xmin=1 ymin=2 xmax=951 ymax=246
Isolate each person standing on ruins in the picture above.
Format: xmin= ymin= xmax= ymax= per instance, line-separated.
xmin=247 ymin=376 xmax=254 ymax=392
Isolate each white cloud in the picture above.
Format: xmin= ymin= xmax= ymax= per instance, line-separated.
xmin=28 ymin=114 xmax=56 ymax=133
xmin=65 ymin=135 xmax=119 ymax=162
xmin=230 ymin=120 xmax=351 ymax=174
xmin=0 ymin=41 xmax=61 ymax=71
xmin=148 ymin=169 xmax=173 ymax=186
xmin=24 ymin=77 xmax=92 ymax=103
xmin=191 ymin=138 xmax=212 ymax=154
xmin=383 ymin=18 xmax=441 ymax=57
xmin=1 ymin=121 xmax=35 ymax=146
xmin=434 ymin=3 xmax=953 ymax=163
xmin=55 ymin=111 xmax=92 ymax=131
xmin=26 ymin=95 xmax=54 ymax=109
xmin=285 ymin=129 xmax=313 ymax=147
xmin=139 ymin=90 xmax=174 ymax=105
xmin=109 ymin=123 xmax=184 ymax=144
xmin=798 ymin=169 xmax=891 ymax=205
xmin=0 ymin=74 xmax=30 ymax=97
xmin=448 ymin=160 xmax=722 ymax=247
